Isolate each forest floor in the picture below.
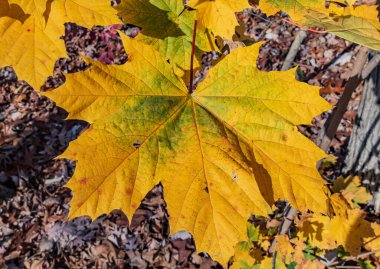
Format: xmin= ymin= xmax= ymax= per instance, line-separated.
xmin=0 ymin=6 xmax=375 ymax=269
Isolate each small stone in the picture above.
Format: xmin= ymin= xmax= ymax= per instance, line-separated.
xmin=39 ymin=238 xmax=54 ymax=252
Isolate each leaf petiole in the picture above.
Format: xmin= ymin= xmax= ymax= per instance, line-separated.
xmin=189 ymin=19 xmax=197 ymax=94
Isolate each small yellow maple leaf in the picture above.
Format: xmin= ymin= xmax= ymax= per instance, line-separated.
xmin=294 ymin=210 xmax=313 ymax=227
xmin=332 ymin=176 xmax=372 ymax=208
xmin=187 ymin=0 xmax=251 ymax=38
xmin=329 ymin=193 xmax=351 ymax=216
xmin=299 ymin=209 xmax=375 ymax=255
xmin=116 ymin=0 xmax=215 ymax=72
xmin=260 ymin=239 xmax=271 ymax=252
xmin=274 ymin=235 xmax=294 ymax=264
xmin=326 ymin=0 xmax=380 ymax=30
xmin=0 ymin=0 xmax=120 ymax=89
xmin=230 ymin=242 xmax=258 ymax=269
xmin=290 ymin=237 xmax=307 ymax=264
xmin=363 ymin=223 xmax=380 ymax=258
xmin=295 ymin=259 xmax=325 ymax=269
xmin=258 ymin=255 xmax=287 ymax=269
xmin=273 ymin=235 xmax=311 ymax=265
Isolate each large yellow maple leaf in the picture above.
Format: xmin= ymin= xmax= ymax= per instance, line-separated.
xmin=8 ymin=0 xmax=46 ymax=17
xmin=42 ymin=35 xmax=330 ymax=263
xmin=186 ymin=0 xmax=251 ymax=38
xmin=258 ymin=0 xmax=380 ymax=51
xmin=0 ymin=0 xmax=120 ymax=89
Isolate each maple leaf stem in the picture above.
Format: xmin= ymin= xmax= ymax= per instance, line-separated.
xmin=280 ymin=18 xmax=327 ymax=34
xmin=189 ymin=19 xmax=198 ymax=94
